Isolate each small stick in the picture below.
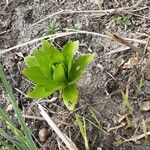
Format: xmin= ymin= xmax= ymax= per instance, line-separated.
xmin=105 ymin=30 xmax=141 ymax=54
xmin=0 ymin=30 xmax=147 ymax=55
xmin=106 ymin=46 xmax=130 ymax=55
xmin=144 ymin=36 xmax=150 ymax=57
xmin=107 ymin=122 xmax=126 ymax=132
xmin=118 ymin=114 xmax=127 ymax=124
xmin=23 ymin=114 xmax=75 ymax=127
xmin=126 ymin=131 xmax=150 ymax=142
xmin=31 ymin=0 xmax=143 ymax=27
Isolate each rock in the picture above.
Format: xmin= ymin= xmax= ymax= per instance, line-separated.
xmin=140 ymin=101 xmax=150 ymax=111
xmin=38 ymin=128 xmax=50 ymax=142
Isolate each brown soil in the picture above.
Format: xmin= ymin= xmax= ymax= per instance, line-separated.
xmin=0 ymin=0 xmax=150 ymax=150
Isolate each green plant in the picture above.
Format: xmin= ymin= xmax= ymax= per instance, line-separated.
xmin=0 ymin=65 xmax=37 ymax=150
xmin=136 ymin=73 xmax=144 ymax=95
xmin=121 ymin=90 xmax=132 ymax=114
xmin=43 ymin=19 xmax=60 ymax=35
xmin=86 ymin=106 xmax=103 ymax=132
xmin=142 ymin=118 xmax=148 ymax=140
xmin=125 ymin=116 xmax=133 ymax=128
xmin=112 ymin=14 xmax=132 ymax=28
xmin=23 ymin=40 xmax=94 ymax=110
xmin=75 ymin=114 xmax=89 ymax=150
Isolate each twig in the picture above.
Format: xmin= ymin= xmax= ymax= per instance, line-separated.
xmin=66 ymin=29 xmax=147 ymax=44
xmin=31 ymin=0 xmax=143 ymax=27
xmin=23 ymin=114 xmax=75 ymax=127
xmin=0 ymin=29 xmax=11 ymax=35
xmin=5 ymin=0 xmax=9 ymax=5
xmin=139 ymin=36 xmax=150 ymax=64
xmin=126 ymin=131 xmax=150 ymax=142
xmin=0 ymin=32 xmax=77 ymax=54
xmin=0 ymin=0 xmax=10 ymax=14
xmin=118 ymin=114 xmax=127 ymax=124
xmin=38 ymin=97 xmax=58 ymax=103
xmin=0 ymin=30 xmax=147 ymax=55
xmin=105 ymin=30 xmax=141 ymax=54
xmin=106 ymin=46 xmax=130 ymax=55
xmin=144 ymin=36 xmax=150 ymax=56
xmin=38 ymin=104 xmax=78 ymax=150
xmin=107 ymin=122 xmax=126 ymax=132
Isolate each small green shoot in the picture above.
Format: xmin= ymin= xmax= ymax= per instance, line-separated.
xmin=121 ymin=90 xmax=132 ymax=114
xmin=112 ymin=14 xmax=132 ymax=28
xmin=136 ymin=73 xmax=144 ymax=95
xmin=125 ymin=116 xmax=133 ymax=128
xmin=43 ymin=19 xmax=60 ymax=35
xmin=75 ymin=114 xmax=89 ymax=150
xmin=86 ymin=106 xmax=104 ymax=133
xmin=23 ymin=40 xmax=94 ymax=110
xmin=0 ymin=64 xmax=37 ymax=150
xmin=142 ymin=118 xmax=148 ymax=140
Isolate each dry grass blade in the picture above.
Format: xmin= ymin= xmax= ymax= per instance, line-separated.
xmin=31 ymin=0 xmax=143 ymax=27
xmin=38 ymin=104 xmax=78 ymax=150
xmin=0 ymin=30 xmax=147 ymax=55
xmin=107 ymin=122 xmax=126 ymax=132
xmin=142 ymin=118 xmax=148 ymax=140
xmin=126 ymin=131 xmax=150 ymax=142
xmin=22 ymin=115 xmax=75 ymax=127
xmin=106 ymin=46 xmax=130 ymax=55
xmin=105 ymin=30 xmax=141 ymax=54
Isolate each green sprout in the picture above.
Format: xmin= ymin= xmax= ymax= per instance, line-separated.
xmin=43 ymin=19 xmax=60 ymax=35
xmin=121 ymin=90 xmax=132 ymax=114
xmin=112 ymin=14 xmax=132 ymax=28
xmin=75 ymin=114 xmax=89 ymax=150
xmin=142 ymin=118 xmax=148 ymax=140
xmin=23 ymin=40 xmax=94 ymax=110
xmin=136 ymin=73 xmax=144 ymax=95
xmin=86 ymin=107 xmax=103 ymax=132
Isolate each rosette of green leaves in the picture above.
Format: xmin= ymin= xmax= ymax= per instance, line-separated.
xmin=23 ymin=40 xmax=94 ymax=110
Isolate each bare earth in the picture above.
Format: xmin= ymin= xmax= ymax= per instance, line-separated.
xmin=0 ymin=0 xmax=150 ymax=149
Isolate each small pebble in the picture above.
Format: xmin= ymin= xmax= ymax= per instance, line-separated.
xmin=140 ymin=101 xmax=150 ymax=111
xmin=38 ymin=128 xmax=50 ymax=142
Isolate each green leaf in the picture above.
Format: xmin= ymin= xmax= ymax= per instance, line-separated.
xmin=62 ymin=83 xmax=78 ymax=110
xmin=24 ymin=56 xmax=39 ymax=67
xmin=0 ymin=140 xmax=16 ymax=150
xmin=74 ymin=54 xmax=94 ymax=70
xmin=0 ymin=128 xmax=16 ymax=146
xmin=61 ymin=40 xmax=79 ymax=59
xmin=61 ymin=40 xmax=79 ymax=75
xmin=23 ymin=66 xmax=51 ymax=85
xmin=75 ymin=114 xmax=85 ymax=138
xmin=69 ymin=70 xmax=83 ymax=84
xmin=69 ymin=54 xmax=94 ymax=82
xmin=75 ymin=114 xmax=89 ymax=150
xmin=0 ymin=107 xmax=33 ymax=150
xmin=27 ymin=84 xmax=64 ymax=98
xmin=42 ymin=40 xmax=64 ymax=63
xmin=34 ymin=51 xmax=52 ymax=77
xmin=42 ymin=40 xmax=52 ymax=53
xmin=53 ymin=64 xmax=67 ymax=82
xmin=0 ymin=65 xmax=37 ymax=150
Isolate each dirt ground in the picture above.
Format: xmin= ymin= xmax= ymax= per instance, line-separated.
xmin=0 ymin=0 xmax=150 ymax=150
